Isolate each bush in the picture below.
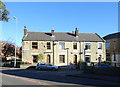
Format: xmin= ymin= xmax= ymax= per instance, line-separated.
xmin=78 ymin=59 xmax=83 ymax=64
xmin=19 ymin=61 xmax=24 ymax=64
xmin=103 ymin=60 xmax=111 ymax=64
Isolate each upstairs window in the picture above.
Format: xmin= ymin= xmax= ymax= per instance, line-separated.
xmin=73 ymin=43 xmax=77 ymax=49
xmin=106 ymin=42 xmax=110 ymax=50
xmin=59 ymin=42 xmax=65 ymax=50
xmin=47 ymin=42 xmax=51 ymax=49
xmin=32 ymin=42 xmax=38 ymax=49
xmin=85 ymin=43 xmax=91 ymax=50
xmin=98 ymin=43 xmax=102 ymax=49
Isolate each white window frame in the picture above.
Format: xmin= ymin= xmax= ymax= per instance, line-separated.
xmin=59 ymin=42 xmax=65 ymax=50
xmin=98 ymin=42 xmax=102 ymax=49
xmin=85 ymin=42 xmax=91 ymax=50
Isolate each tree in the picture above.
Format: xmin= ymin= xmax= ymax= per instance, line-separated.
xmin=2 ymin=42 xmax=15 ymax=60
xmin=38 ymin=53 xmax=44 ymax=62
xmin=0 ymin=0 xmax=10 ymax=22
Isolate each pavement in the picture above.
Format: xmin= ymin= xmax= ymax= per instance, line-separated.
xmin=1 ymin=66 xmax=120 ymax=84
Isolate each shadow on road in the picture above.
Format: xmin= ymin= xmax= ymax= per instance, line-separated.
xmin=1 ymin=68 xmax=119 ymax=87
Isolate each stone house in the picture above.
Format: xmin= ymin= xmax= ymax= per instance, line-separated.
xmin=22 ymin=26 xmax=106 ymax=66
xmin=103 ymin=32 xmax=120 ymax=67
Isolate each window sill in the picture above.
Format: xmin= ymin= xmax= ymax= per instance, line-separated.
xmin=59 ymin=62 xmax=65 ymax=63
xmin=85 ymin=49 xmax=91 ymax=51
xmin=32 ymin=49 xmax=38 ymax=50
xmin=73 ymin=49 xmax=77 ymax=50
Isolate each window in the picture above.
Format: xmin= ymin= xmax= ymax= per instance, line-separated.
xmin=32 ymin=42 xmax=38 ymax=49
xmin=33 ymin=55 xmax=38 ymax=63
xmin=59 ymin=42 xmax=65 ymax=50
xmin=98 ymin=43 xmax=102 ymax=49
xmin=59 ymin=55 xmax=65 ymax=63
xmin=73 ymin=43 xmax=77 ymax=49
xmin=106 ymin=42 xmax=110 ymax=50
xmin=85 ymin=43 xmax=91 ymax=50
xmin=85 ymin=55 xmax=91 ymax=62
xmin=47 ymin=42 xmax=51 ymax=49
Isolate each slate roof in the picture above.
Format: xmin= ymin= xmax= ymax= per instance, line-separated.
xmin=103 ymin=32 xmax=120 ymax=40
xmin=22 ymin=31 xmax=104 ymax=42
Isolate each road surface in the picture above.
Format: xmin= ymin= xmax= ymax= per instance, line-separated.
xmin=1 ymin=68 xmax=119 ymax=87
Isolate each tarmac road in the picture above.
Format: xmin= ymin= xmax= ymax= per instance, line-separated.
xmin=1 ymin=67 xmax=119 ymax=87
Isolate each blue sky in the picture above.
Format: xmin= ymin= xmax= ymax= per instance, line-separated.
xmin=2 ymin=2 xmax=118 ymax=46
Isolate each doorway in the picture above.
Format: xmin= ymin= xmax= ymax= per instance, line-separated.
xmin=46 ymin=54 xmax=51 ymax=63
xmin=74 ymin=55 xmax=77 ymax=64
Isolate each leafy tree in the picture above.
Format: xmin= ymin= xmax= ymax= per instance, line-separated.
xmin=2 ymin=42 xmax=15 ymax=59
xmin=0 ymin=0 xmax=10 ymax=22
xmin=38 ymin=53 xmax=44 ymax=62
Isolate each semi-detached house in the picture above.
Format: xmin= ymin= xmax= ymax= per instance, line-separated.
xmin=22 ymin=26 xmax=106 ymax=66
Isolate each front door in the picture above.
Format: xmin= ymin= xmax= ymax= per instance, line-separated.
xmin=74 ymin=55 xmax=77 ymax=64
xmin=46 ymin=55 xmax=51 ymax=63
xmin=98 ymin=55 xmax=102 ymax=63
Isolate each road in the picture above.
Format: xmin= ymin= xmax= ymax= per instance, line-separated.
xmin=1 ymin=68 xmax=119 ymax=87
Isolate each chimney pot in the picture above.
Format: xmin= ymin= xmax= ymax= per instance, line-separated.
xmin=51 ymin=28 xmax=54 ymax=36
xmin=24 ymin=26 xmax=27 ymax=36
xmin=75 ymin=28 xmax=78 ymax=37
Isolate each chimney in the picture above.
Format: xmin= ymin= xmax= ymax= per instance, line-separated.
xmin=24 ymin=26 xmax=27 ymax=36
xmin=51 ymin=28 xmax=54 ymax=37
xmin=75 ymin=28 xmax=78 ymax=37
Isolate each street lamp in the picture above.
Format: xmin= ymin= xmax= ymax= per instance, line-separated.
xmin=13 ymin=16 xmax=17 ymax=67
xmin=51 ymin=31 xmax=55 ymax=65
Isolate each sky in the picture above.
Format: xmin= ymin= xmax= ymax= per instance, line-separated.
xmin=2 ymin=0 xmax=120 ymax=2
xmin=1 ymin=2 xmax=118 ymax=47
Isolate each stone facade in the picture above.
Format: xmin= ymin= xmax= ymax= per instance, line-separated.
xmin=22 ymin=27 xmax=106 ymax=66
xmin=22 ymin=41 xmax=106 ymax=66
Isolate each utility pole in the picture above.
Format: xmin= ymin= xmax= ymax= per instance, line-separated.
xmin=53 ymin=41 xmax=54 ymax=65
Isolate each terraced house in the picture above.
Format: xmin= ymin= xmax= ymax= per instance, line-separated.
xmin=22 ymin=26 xmax=106 ymax=66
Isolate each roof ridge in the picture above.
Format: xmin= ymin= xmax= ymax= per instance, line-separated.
xmin=28 ymin=31 xmax=70 ymax=33
xmin=28 ymin=31 xmax=96 ymax=34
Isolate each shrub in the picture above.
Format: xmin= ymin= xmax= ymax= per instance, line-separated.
xmin=20 ymin=61 xmax=24 ymax=64
xmin=78 ymin=59 xmax=83 ymax=64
